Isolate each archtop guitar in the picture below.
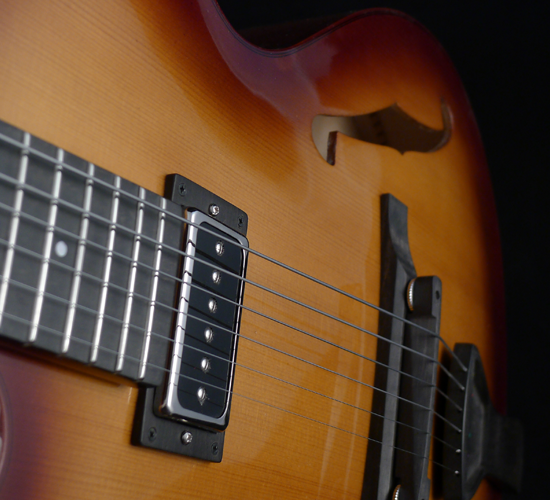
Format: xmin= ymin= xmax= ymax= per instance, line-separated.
xmin=0 ymin=1 xmax=522 ymax=499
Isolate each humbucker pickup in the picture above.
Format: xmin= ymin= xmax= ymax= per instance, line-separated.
xmin=161 ymin=210 xmax=248 ymax=430
xmin=0 ymin=120 xmax=249 ymax=461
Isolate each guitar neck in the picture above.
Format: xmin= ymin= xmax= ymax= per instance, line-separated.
xmin=0 ymin=120 xmax=184 ymax=386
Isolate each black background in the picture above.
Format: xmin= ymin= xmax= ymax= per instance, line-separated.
xmin=217 ymin=2 xmax=549 ymax=497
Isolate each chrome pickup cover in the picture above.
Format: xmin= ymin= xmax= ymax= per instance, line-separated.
xmin=161 ymin=209 xmax=248 ymax=430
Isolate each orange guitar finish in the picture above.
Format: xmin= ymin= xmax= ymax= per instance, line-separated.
xmin=0 ymin=1 xmax=505 ymax=499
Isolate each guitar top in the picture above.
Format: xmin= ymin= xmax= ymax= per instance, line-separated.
xmin=0 ymin=1 xmax=508 ymax=499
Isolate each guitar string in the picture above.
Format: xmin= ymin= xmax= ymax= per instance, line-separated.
xmin=0 ymin=235 xmax=463 ymax=432
xmin=0 ymin=162 xmax=463 ymax=389
xmin=0 ymin=169 xmax=465 ymax=394
xmin=0 ymin=306 xmax=460 ymax=473
xmin=0 ymin=263 xmax=460 ymax=439
xmin=187 ymin=342 xmax=459 ymax=450
xmin=0 ymin=201 xmax=464 ymax=413
xmin=0 ymin=130 xmax=467 ymax=374
xmin=0 ymin=132 xmax=468 ymax=446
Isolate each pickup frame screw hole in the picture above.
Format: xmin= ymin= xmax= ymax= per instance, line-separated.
xmin=212 ymin=443 xmax=219 ymax=455
xmin=178 ymin=183 xmax=186 ymax=196
xmin=148 ymin=427 xmax=157 ymax=442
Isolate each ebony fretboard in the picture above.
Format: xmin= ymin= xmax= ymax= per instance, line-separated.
xmin=0 ymin=120 xmax=185 ymax=387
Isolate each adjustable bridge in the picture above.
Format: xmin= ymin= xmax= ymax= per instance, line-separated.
xmin=362 ymin=194 xmax=523 ymax=500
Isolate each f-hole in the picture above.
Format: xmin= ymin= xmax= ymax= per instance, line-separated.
xmin=312 ymin=101 xmax=452 ymax=165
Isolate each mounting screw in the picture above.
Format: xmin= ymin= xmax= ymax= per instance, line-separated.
xmin=197 ymin=386 xmax=207 ymax=405
xmin=181 ymin=432 xmax=193 ymax=445
xmin=148 ymin=427 xmax=157 ymax=442
xmin=209 ymin=204 xmax=220 ymax=217
xmin=201 ymin=357 xmax=211 ymax=373
xmin=212 ymin=270 xmax=221 ymax=285
xmin=178 ymin=183 xmax=186 ymax=196
xmin=393 ymin=485 xmax=401 ymax=500
xmin=238 ymin=215 xmax=244 ymax=227
xmin=204 ymin=327 xmax=214 ymax=343
xmin=208 ymin=298 xmax=218 ymax=314
xmin=406 ymin=279 xmax=416 ymax=312
xmin=212 ymin=443 xmax=219 ymax=456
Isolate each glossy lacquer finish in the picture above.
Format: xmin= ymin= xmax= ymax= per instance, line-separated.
xmin=0 ymin=1 xmax=505 ymax=499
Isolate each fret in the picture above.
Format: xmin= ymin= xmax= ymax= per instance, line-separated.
xmin=139 ymin=197 xmax=166 ymax=380
xmin=0 ymin=132 xmax=31 ymax=328
xmin=29 ymin=148 xmax=65 ymax=343
xmin=61 ymin=162 xmax=95 ymax=353
xmin=1 ymin=120 xmax=245 ymax=404
xmin=116 ymin=187 xmax=146 ymax=372
xmin=90 ymin=175 xmax=121 ymax=364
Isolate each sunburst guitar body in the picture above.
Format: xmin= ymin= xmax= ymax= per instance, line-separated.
xmin=0 ymin=1 xmax=512 ymax=499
